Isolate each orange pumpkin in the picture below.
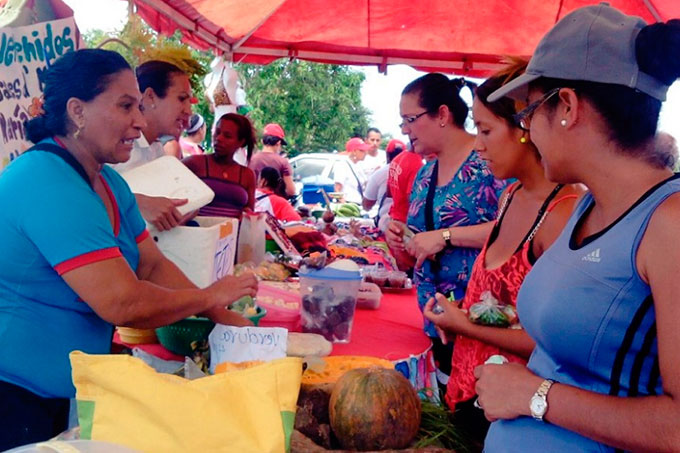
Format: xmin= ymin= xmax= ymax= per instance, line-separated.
xmin=329 ymin=367 xmax=421 ymax=451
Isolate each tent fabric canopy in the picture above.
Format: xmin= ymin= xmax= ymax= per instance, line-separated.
xmin=132 ymin=0 xmax=680 ymax=76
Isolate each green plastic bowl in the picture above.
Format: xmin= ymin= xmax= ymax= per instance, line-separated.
xmin=245 ymin=306 xmax=267 ymax=326
xmin=155 ymin=317 xmax=215 ymax=357
xmin=156 ymin=307 xmax=268 ymax=356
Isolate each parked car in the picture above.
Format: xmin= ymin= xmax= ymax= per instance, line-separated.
xmin=290 ymin=153 xmax=351 ymax=183
xmin=290 ymin=153 xmax=354 ymax=205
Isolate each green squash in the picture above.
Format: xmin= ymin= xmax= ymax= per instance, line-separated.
xmin=329 ymin=367 xmax=421 ymax=451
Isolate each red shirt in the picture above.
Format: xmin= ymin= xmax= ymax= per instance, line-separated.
xmin=387 ymin=151 xmax=423 ymax=222
xmin=255 ymin=188 xmax=301 ymax=222
xmin=446 ymin=183 xmax=578 ymax=409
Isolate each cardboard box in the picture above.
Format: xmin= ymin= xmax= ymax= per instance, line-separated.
xmin=150 ymin=217 xmax=239 ymax=288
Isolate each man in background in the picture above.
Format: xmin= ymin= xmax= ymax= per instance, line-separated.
xmin=335 ymin=137 xmax=370 ymax=204
xmin=249 ymin=123 xmax=296 ymax=197
xmin=387 ymin=142 xmax=424 ymax=225
xmin=361 ymin=127 xmax=386 ymax=177
xmin=363 ymin=139 xmax=406 ymax=231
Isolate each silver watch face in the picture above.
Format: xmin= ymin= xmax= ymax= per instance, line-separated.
xmin=530 ymin=395 xmax=547 ymax=416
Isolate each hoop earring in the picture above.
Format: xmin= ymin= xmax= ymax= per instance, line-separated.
xmin=560 ymin=119 xmax=567 ymax=127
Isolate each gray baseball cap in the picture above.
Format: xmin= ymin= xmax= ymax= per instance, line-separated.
xmin=488 ymin=3 xmax=669 ymax=102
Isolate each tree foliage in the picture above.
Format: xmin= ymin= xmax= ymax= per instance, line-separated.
xmin=82 ymin=19 xmax=370 ymax=156
xmin=239 ymin=60 xmax=370 ymax=156
xmin=83 ymin=23 xmax=214 ymax=147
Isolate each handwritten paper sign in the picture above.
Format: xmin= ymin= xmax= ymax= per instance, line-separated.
xmin=0 ymin=17 xmax=77 ymax=169
xmin=209 ymin=325 xmax=288 ymax=373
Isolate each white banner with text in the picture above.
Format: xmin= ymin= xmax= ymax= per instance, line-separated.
xmin=0 ymin=17 xmax=77 ymax=169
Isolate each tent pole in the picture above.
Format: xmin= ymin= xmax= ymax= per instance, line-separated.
xmin=643 ymin=0 xmax=662 ymax=22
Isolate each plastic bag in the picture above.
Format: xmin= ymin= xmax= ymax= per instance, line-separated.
xmin=237 ymin=211 xmax=266 ymax=265
xmin=70 ymin=351 xmax=302 ymax=453
xmin=468 ymin=291 xmax=518 ymax=327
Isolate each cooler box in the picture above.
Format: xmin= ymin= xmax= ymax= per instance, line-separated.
xmin=301 ymin=175 xmax=335 ymax=206
xmin=150 ymin=217 xmax=238 ymax=288
xmin=121 ymin=155 xmax=214 ymax=215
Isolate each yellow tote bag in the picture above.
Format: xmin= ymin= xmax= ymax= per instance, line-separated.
xmin=70 ymin=351 xmax=302 ymax=453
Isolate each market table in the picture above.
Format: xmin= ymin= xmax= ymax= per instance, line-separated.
xmin=113 ymin=288 xmax=436 ymax=392
xmin=330 ymin=288 xmax=436 ymax=393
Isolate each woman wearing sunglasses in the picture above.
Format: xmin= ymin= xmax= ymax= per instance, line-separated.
xmin=385 ymin=74 xmax=507 ymax=390
xmin=474 ymin=5 xmax=680 ymax=452
xmin=422 ymin=58 xmax=583 ymax=446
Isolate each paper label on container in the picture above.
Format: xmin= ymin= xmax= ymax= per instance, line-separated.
xmin=209 ymin=325 xmax=288 ymax=373
xmin=212 ymin=232 xmax=237 ymax=282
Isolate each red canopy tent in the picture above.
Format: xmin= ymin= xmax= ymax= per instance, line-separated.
xmin=131 ymin=0 xmax=679 ymax=77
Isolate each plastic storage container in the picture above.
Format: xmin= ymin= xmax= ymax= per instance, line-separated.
xmin=299 ymin=267 xmax=362 ymax=343
xmin=151 ymin=216 xmax=238 ymax=288
xmin=364 ymin=268 xmax=411 ymax=290
xmin=257 ymin=283 xmax=301 ymax=331
xmin=121 ymin=155 xmax=214 ymax=216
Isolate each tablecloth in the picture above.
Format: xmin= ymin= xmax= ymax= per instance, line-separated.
xmin=112 ymin=288 xmax=436 ymax=393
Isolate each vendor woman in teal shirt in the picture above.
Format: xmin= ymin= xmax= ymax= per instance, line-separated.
xmin=0 ymin=49 xmax=257 ymax=450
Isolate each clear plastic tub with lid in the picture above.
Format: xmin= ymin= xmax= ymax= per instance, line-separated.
xmin=299 ymin=266 xmax=362 ymax=343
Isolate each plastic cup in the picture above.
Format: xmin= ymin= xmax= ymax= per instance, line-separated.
xmin=299 ymin=268 xmax=362 ymax=343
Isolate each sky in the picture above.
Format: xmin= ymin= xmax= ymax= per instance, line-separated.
xmin=64 ymin=0 xmax=678 ymax=143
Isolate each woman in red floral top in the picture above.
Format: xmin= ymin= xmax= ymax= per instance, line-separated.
xmin=424 ymin=59 xmax=584 ymax=445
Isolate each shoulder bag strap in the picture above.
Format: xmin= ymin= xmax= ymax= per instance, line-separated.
xmin=347 ymin=162 xmax=364 ymax=198
xmin=26 ymin=142 xmax=92 ymax=189
xmin=375 ymin=190 xmax=389 ymax=227
xmin=424 ymin=160 xmax=439 ymax=232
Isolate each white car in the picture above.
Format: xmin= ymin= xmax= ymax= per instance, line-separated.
xmin=289 ymin=152 xmax=352 ymax=185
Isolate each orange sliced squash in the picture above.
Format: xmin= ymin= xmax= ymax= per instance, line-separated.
xmin=301 ymin=356 xmax=394 ymax=385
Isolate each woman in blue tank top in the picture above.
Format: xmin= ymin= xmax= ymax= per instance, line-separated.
xmin=472 ymin=5 xmax=680 ymax=452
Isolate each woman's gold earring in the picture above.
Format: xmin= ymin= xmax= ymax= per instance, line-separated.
xmin=73 ymin=128 xmax=81 ymax=140
xmin=519 ymin=136 xmax=528 ymax=144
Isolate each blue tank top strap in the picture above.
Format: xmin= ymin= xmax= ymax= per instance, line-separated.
xmin=568 ymin=174 xmax=680 ymax=252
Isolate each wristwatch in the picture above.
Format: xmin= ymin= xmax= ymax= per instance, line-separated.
xmin=441 ymin=228 xmax=452 ymax=247
xmin=529 ymin=379 xmax=555 ymax=422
